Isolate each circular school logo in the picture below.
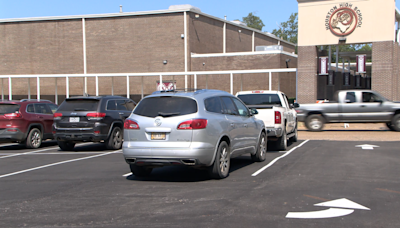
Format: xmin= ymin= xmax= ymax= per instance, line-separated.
xmin=329 ymin=7 xmax=358 ymax=36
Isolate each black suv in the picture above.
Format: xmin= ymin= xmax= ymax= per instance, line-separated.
xmin=53 ymin=96 xmax=136 ymax=151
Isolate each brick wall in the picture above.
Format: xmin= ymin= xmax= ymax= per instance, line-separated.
xmin=0 ymin=12 xmax=296 ymax=102
xmin=279 ymin=55 xmax=298 ymax=98
xmin=225 ymin=24 xmax=253 ymax=52
xmin=189 ymin=13 xmax=296 ymax=55
xmin=253 ymin=33 xmax=296 ymax=53
xmin=188 ymin=13 xmax=224 ymax=54
xmin=280 ymin=41 xmax=296 ymax=54
xmin=86 ymin=13 xmax=185 ymax=73
xmin=191 ymin=53 xmax=297 ymax=96
xmin=371 ymin=41 xmax=394 ymax=100
xmin=297 ymin=46 xmax=318 ymax=103
xmin=393 ymin=44 xmax=400 ymax=101
xmin=0 ymin=20 xmax=83 ymax=74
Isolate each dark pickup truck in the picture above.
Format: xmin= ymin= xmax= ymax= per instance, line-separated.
xmin=295 ymin=90 xmax=400 ymax=131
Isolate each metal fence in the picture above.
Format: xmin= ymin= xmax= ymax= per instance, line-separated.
xmin=0 ymin=68 xmax=297 ymax=104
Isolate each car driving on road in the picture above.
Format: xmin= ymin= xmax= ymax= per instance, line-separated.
xmin=122 ymin=89 xmax=267 ymax=179
xmin=296 ymin=90 xmax=400 ymax=131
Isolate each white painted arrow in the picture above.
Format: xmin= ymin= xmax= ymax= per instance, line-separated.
xmin=355 ymin=144 xmax=379 ymax=150
xmin=286 ymin=198 xmax=370 ymax=219
xmin=315 ymin=198 xmax=370 ymax=210
xmin=286 ymin=208 xmax=354 ymax=219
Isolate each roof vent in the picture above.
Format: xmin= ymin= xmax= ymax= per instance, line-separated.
xmin=168 ymin=4 xmax=201 ymax=12
xmin=265 ymin=32 xmax=278 ymax=38
xmin=231 ymin=20 xmax=247 ymax=27
xmin=256 ymin=45 xmax=283 ymax=52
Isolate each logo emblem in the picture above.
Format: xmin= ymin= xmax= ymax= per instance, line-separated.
xmin=70 ymin=112 xmax=77 ymax=115
xmin=154 ymin=117 xmax=162 ymax=127
xmin=329 ymin=7 xmax=358 ymax=36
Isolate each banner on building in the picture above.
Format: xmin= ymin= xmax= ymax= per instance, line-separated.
xmin=318 ymin=56 xmax=329 ymax=75
xmin=356 ymin=54 xmax=366 ymax=74
xmin=157 ymin=80 xmax=176 ymax=91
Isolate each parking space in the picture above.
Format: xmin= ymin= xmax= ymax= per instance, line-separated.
xmin=1 ymin=138 xmax=400 ymax=227
xmin=0 ymin=142 xmax=120 ymax=179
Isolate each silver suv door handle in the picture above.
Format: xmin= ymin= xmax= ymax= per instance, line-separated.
xmin=244 ymin=124 xmax=248 ymax=127
xmin=230 ymin=123 xmax=235 ymax=127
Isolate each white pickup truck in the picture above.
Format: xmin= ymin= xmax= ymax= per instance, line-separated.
xmin=236 ymin=90 xmax=299 ymax=151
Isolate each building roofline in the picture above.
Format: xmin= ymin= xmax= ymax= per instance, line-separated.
xmin=191 ymin=50 xmax=298 ymax=58
xmin=0 ymin=7 xmax=296 ymax=47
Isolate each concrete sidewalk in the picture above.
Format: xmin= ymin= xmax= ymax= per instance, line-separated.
xmin=298 ymin=122 xmax=399 ymax=141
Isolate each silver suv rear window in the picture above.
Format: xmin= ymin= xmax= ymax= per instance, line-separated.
xmin=238 ymin=94 xmax=282 ymax=106
xmin=57 ymin=99 xmax=99 ymax=111
xmin=134 ymin=96 xmax=197 ymax=118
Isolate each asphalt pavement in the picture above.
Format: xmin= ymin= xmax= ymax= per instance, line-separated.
xmin=0 ymin=137 xmax=399 ymax=227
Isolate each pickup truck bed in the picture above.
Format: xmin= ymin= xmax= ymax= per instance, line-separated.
xmin=236 ymin=91 xmax=299 ymax=151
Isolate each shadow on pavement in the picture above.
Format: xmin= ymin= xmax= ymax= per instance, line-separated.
xmin=299 ymin=129 xmax=390 ymax=132
xmin=126 ymin=156 xmax=256 ymax=182
xmin=0 ymin=140 xmax=58 ymax=150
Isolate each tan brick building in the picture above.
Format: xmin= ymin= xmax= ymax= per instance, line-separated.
xmin=0 ymin=5 xmax=297 ymax=103
xmin=297 ymin=0 xmax=400 ymax=103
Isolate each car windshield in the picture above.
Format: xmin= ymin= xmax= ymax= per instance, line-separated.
xmin=57 ymin=99 xmax=99 ymax=111
xmin=0 ymin=104 xmax=20 ymax=115
xmin=133 ymin=96 xmax=197 ymax=118
xmin=237 ymin=94 xmax=282 ymax=106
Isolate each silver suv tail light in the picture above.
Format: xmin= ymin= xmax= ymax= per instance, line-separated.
xmin=177 ymin=119 xmax=207 ymax=130
xmin=124 ymin=119 xmax=140 ymax=129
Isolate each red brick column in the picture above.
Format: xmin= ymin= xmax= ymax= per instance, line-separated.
xmin=393 ymin=44 xmax=400 ymax=101
xmin=297 ymin=46 xmax=318 ymax=103
xmin=371 ymin=41 xmax=395 ymax=100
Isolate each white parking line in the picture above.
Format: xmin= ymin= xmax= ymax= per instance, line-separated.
xmin=123 ymin=172 xmax=132 ymax=177
xmin=0 ymin=151 xmax=122 ymax=155
xmin=0 ymin=142 xmax=95 ymax=159
xmin=0 ymin=150 xmax=121 ymax=179
xmin=37 ymin=151 xmax=123 ymax=155
xmin=252 ymin=140 xmax=310 ymax=177
xmin=0 ymin=143 xmax=19 ymax=147
xmin=0 ymin=146 xmax=60 ymax=159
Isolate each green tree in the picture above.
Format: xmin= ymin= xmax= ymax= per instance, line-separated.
xmin=271 ymin=13 xmax=298 ymax=45
xmin=321 ymin=44 xmax=372 ymax=62
xmin=242 ymin=12 xmax=265 ymax=31
xmin=323 ymin=44 xmax=372 ymax=53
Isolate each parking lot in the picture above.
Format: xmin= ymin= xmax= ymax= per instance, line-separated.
xmin=1 ymin=127 xmax=399 ymax=227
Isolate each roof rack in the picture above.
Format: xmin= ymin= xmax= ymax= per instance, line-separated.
xmin=20 ymin=99 xmax=52 ymax=102
xmin=151 ymin=88 xmax=205 ymax=94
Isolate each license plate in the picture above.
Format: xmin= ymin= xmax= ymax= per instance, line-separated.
xmin=151 ymin=133 xmax=166 ymax=140
xmin=69 ymin=117 xmax=80 ymax=122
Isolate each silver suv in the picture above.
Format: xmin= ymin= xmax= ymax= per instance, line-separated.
xmin=122 ymin=89 xmax=266 ymax=179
